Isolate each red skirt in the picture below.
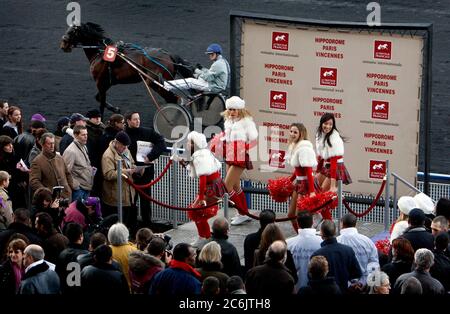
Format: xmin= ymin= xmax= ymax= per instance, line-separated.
xmin=319 ymin=162 xmax=352 ymax=185
xmin=188 ymin=177 xmax=224 ymax=222
xmin=295 ymin=180 xmax=309 ymax=196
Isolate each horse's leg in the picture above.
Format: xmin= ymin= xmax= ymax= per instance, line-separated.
xmin=96 ymin=89 xmax=120 ymax=119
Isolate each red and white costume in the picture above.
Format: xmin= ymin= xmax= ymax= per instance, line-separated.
xmin=315 ymin=130 xmax=352 ymax=185
xmin=288 ymin=140 xmax=318 ymax=196
xmin=187 ymin=132 xmax=226 ymax=239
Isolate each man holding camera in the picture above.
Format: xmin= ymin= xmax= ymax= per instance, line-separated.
xmin=30 ymin=133 xmax=74 ymax=201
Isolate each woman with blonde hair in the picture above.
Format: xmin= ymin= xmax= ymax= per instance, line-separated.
xmin=210 ymin=96 xmax=258 ymax=226
xmin=285 ymin=123 xmax=317 ymax=233
xmin=196 ymin=241 xmax=229 ymax=294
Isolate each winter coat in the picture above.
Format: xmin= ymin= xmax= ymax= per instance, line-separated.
xmin=128 ymin=250 xmax=165 ymax=294
xmin=19 ymin=261 xmax=60 ymax=294
xmin=402 ymin=226 xmax=434 ymax=252
xmin=394 ymin=270 xmax=445 ymax=295
xmin=196 ymin=261 xmax=230 ymax=295
xmin=0 ymin=187 xmax=13 ymax=230
xmin=245 ymin=259 xmax=295 ymax=295
xmin=55 ymin=243 xmax=88 ymax=293
xmin=315 ymin=130 xmax=344 ymax=160
xmin=196 ymin=54 xmax=230 ymax=92
xmin=63 ymin=140 xmax=93 ymax=191
xmin=81 ymin=262 xmax=130 ymax=294
xmin=149 ymin=266 xmax=201 ymax=295
xmin=297 ymin=277 xmax=342 ymax=295
xmin=0 ymin=222 xmax=42 ymax=254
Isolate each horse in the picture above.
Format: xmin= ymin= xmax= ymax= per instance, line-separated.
xmin=60 ymin=22 xmax=193 ymax=117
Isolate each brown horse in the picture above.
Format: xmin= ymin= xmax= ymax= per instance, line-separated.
xmin=60 ymin=22 xmax=193 ymax=117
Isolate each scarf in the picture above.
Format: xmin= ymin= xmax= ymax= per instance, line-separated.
xmin=169 ymin=260 xmax=202 ymax=279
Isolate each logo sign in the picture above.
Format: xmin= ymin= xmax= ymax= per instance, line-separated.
xmin=369 ymin=160 xmax=386 ymax=179
xmin=103 ymin=45 xmax=118 ymax=62
xmin=269 ymin=149 xmax=286 ymax=169
xmin=371 ymin=100 xmax=389 ymax=120
xmin=272 ymin=32 xmax=289 ymax=51
xmin=269 ymin=91 xmax=287 ymax=110
xmin=320 ymin=67 xmax=337 ymax=86
xmin=374 ymin=40 xmax=392 ymax=60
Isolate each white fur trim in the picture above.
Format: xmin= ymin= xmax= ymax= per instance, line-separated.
xmin=225 ymin=96 xmax=245 ymax=110
xmin=190 ymin=149 xmax=222 ymax=177
xmin=290 ymin=140 xmax=318 ymax=168
xmin=224 ymin=117 xmax=258 ymax=142
xmin=397 ymin=196 xmax=417 ymax=215
xmin=315 ymin=130 xmax=344 ymax=159
xmin=187 ymin=131 xmax=207 ymax=149
xmin=413 ymin=193 xmax=435 ymax=215
xmin=390 ymin=221 xmax=408 ymax=243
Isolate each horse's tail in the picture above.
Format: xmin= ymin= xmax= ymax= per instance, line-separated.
xmin=171 ymin=54 xmax=194 ymax=78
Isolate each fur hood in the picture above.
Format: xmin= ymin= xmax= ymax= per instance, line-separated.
xmin=315 ymin=130 xmax=344 ymax=159
xmin=224 ymin=117 xmax=258 ymax=142
xmin=290 ymin=140 xmax=318 ymax=168
xmin=189 ymin=148 xmax=222 ymax=177
xmin=128 ymin=250 xmax=165 ymax=274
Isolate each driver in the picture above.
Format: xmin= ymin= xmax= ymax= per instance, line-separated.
xmin=163 ymin=43 xmax=230 ymax=95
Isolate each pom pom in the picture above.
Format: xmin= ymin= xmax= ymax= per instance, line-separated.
xmin=268 ymin=176 xmax=295 ymax=202
xmin=375 ymin=238 xmax=391 ymax=256
xmin=297 ymin=191 xmax=338 ymax=213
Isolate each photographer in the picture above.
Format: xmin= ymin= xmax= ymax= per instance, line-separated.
xmin=62 ymin=197 xmax=102 ymax=231
xmin=31 ymin=187 xmax=67 ymax=230
xmin=146 ymin=235 xmax=173 ymax=267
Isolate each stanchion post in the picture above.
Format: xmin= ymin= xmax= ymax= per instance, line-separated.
xmin=170 ymin=160 xmax=178 ymax=229
xmin=393 ymin=175 xmax=398 ymax=223
xmin=337 ymin=179 xmax=343 ymax=234
xmin=384 ymin=160 xmax=391 ymax=232
xmin=117 ymin=159 xmax=123 ymax=223
xmin=223 ymin=193 xmax=229 ymax=221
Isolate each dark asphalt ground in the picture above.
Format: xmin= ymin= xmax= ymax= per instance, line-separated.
xmin=0 ymin=0 xmax=448 ymax=173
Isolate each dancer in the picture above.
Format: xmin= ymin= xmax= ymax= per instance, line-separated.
xmin=315 ymin=113 xmax=351 ymax=219
xmin=211 ymin=96 xmax=258 ymax=226
xmin=286 ymin=123 xmax=317 ymax=233
xmin=183 ymin=131 xmax=226 ymax=246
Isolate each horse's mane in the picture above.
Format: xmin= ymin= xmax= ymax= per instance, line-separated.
xmin=81 ymin=22 xmax=107 ymax=41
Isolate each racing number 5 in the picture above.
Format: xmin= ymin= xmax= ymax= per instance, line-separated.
xmin=103 ymin=45 xmax=117 ymax=62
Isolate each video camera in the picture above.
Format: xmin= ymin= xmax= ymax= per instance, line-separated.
xmin=52 ymin=186 xmax=70 ymax=208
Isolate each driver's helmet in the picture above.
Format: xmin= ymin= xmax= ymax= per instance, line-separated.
xmin=205 ymin=43 xmax=222 ymax=55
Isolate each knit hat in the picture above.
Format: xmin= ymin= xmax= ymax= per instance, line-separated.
xmin=413 ymin=193 xmax=435 ymax=215
xmin=187 ymin=131 xmax=207 ymax=149
xmin=86 ymin=109 xmax=101 ymax=119
xmin=57 ymin=116 xmax=70 ymax=129
xmin=115 ymin=131 xmax=131 ymax=146
xmin=408 ymin=208 xmax=426 ymax=226
xmin=70 ymin=113 xmax=88 ymax=124
xmin=225 ymin=96 xmax=245 ymax=110
xmin=397 ymin=196 xmax=417 ymax=216
xmin=31 ymin=113 xmax=46 ymax=122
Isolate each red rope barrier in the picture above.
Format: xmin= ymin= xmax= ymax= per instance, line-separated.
xmin=133 ymin=159 xmax=173 ymax=189
xmin=342 ymin=179 xmax=387 ymax=217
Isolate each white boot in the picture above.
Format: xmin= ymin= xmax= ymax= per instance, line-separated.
xmin=230 ymin=214 xmax=251 ymax=226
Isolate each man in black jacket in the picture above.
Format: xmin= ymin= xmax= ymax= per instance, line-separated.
xmin=125 ymin=111 xmax=166 ymax=228
xmin=403 ymin=208 xmax=435 ymax=252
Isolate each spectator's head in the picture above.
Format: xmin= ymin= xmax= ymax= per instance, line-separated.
xmin=211 ymin=217 xmax=229 ymax=239
xmin=198 ymin=241 xmax=222 ymax=266
xmin=308 ymin=255 xmax=329 ymax=280
xmin=32 ymin=128 xmax=48 ymax=149
xmin=408 ymin=208 xmax=426 ymax=227
xmin=135 ymin=228 xmax=154 ymax=251
xmin=0 ymin=135 xmax=13 ymax=154
xmin=125 ymin=111 xmax=140 ymax=129
xmin=341 ymin=213 xmax=357 ymax=229
xmin=297 ymin=210 xmax=313 ymax=229
xmin=414 ymin=248 xmax=434 ymax=271
xmin=89 ymin=232 xmax=107 ymax=252
xmin=266 ymin=240 xmax=287 ymax=264
xmin=435 ymin=232 xmax=449 ymax=252
xmin=397 ymin=196 xmax=417 ymax=219
xmin=400 ymin=276 xmax=423 ymax=295
xmin=7 ymin=238 xmax=27 ymax=266
xmin=23 ymin=244 xmax=45 ymax=268
xmin=69 ymin=113 xmax=88 ymax=127
xmin=391 ymin=237 xmax=414 ymax=263
xmin=73 ymin=125 xmax=88 ymax=145
xmin=172 ymin=243 xmax=196 ymax=266
xmin=367 ymin=271 xmax=390 ymax=294
xmin=259 ymin=209 xmax=276 ymax=230
xmin=202 ymin=276 xmax=220 ymax=295
xmin=107 ymin=114 xmax=125 ymax=130
xmin=108 ymin=223 xmax=129 ymax=246
xmin=7 ymin=106 xmax=22 ymax=128
xmin=0 ymin=170 xmax=11 ymax=188
xmin=431 ymin=216 xmax=449 ymax=236
xmin=93 ymin=244 xmax=112 ymax=265
xmin=320 ymin=220 xmax=336 ymax=239
xmin=30 ymin=120 xmax=46 ymax=133
xmin=114 ymin=131 xmax=131 ymax=154
xmin=56 ymin=116 xmax=70 ymax=133
xmin=13 ymin=208 xmax=31 ymax=226
xmin=259 ymin=223 xmax=285 ymax=262
xmin=39 ymin=133 xmax=55 ymax=154
xmin=227 ymin=276 xmax=246 ymax=294
xmin=64 ymin=222 xmax=84 ymax=244
xmin=147 ymin=237 xmax=166 ymax=258
xmin=35 ymin=212 xmax=54 ymax=236
xmin=85 ymin=109 xmax=102 ymax=125
xmin=0 ymin=101 xmax=9 ymax=117
xmin=435 ymin=198 xmax=450 ymax=220
xmin=32 ymin=187 xmax=52 ymax=209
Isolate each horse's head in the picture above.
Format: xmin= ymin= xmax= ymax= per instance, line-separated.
xmin=60 ymin=22 xmax=105 ymax=52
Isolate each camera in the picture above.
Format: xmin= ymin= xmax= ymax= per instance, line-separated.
xmin=59 ymin=198 xmax=70 ymax=208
